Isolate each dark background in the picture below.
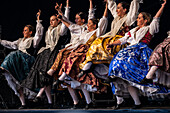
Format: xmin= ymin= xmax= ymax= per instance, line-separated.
xmin=0 ymin=0 xmax=169 ymax=49
xmin=0 ymin=0 xmax=169 ymax=109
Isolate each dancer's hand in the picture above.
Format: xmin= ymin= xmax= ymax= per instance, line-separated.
xmin=55 ymin=3 xmax=63 ymax=16
xmin=161 ymin=0 xmax=167 ymax=7
xmin=36 ymin=9 xmax=41 ymax=21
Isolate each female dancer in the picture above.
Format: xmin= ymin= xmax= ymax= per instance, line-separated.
xmin=78 ymin=0 xmax=142 ymax=77
xmin=140 ymin=30 xmax=170 ymax=87
xmin=47 ymin=0 xmax=95 ymax=78
xmin=21 ymin=0 xmax=70 ymax=109
xmin=0 ymin=11 xmax=43 ymax=109
xmin=48 ymin=0 xmax=108 ymax=109
xmin=107 ymin=0 xmax=167 ymax=109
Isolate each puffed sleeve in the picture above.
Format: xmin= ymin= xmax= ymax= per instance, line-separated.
xmin=88 ymin=8 xmax=95 ymax=20
xmin=33 ymin=20 xmax=44 ymax=48
xmin=119 ymin=32 xmax=131 ymax=45
xmin=126 ymin=0 xmax=142 ymax=26
xmin=68 ymin=24 xmax=83 ymax=34
xmin=0 ymin=39 xmax=18 ymax=49
xmin=60 ymin=7 xmax=70 ymax=36
xmin=96 ymin=16 xmax=108 ymax=37
xmin=107 ymin=0 xmax=117 ymax=18
xmin=149 ymin=17 xmax=160 ymax=35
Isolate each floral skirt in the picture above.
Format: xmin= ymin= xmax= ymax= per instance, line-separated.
xmin=58 ymin=44 xmax=107 ymax=93
xmin=1 ymin=50 xmax=35 ymax=83
xmin=149 ymin=38 xmax=170 ymax=72
xmin=80 ymin=35 xmax=126 ymax=69
xmin=59 ymin=44 xmax=89 ymax=78
xmin=108 ymin=43 xmax=170 ymax=96
xmin=149 ymin=38 xmax=170 ymax=87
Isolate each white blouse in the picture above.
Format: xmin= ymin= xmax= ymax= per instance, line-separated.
xmin=108 ymin=0 xmax=142 ymax=26
xmin=0 ymin=20 xmax=44 ymax=54
xmin=38 ymin=7 xmax=70 ymax=54
xmin=66 ymin=16 xmax=108 ymax=50
xmin=61 ymin=8 xmax=96 ymax=49
xmin=119 ymin=18 xmax=160 ymax=46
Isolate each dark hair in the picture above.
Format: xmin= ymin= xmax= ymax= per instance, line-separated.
xmin=89 ymin=18 xmax=99 ymax=28
xmin=77 ymin=12 xmax=87 ymax=23
xmin=51 ymin=15 xmax=58 ymax=20
xmin=119 ymin=2 xmax=130 ymax=14
xmin=140 ymin=12 xmax=152 ymax=25
xmin=50 ymin=15 xmax=61 ymax=25
xmin=25 ymin=25 xmax=34 ymax=36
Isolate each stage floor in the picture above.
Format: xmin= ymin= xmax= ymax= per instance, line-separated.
xmin=1 ymin=107 xmax=170 ymax=113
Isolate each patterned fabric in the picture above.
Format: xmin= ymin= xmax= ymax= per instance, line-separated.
xmin=80 ymin=25 xmax=130 ymax=69
xmin=56 ymin=33 xmax=109 ymax=92
xmin=59 ymin=33 xmax=97 ymax=78
xmin=109 ymin=42 xmax=152 ymax=83
xmin=59 ymin=44 xmax=90 ymax=78
xmin=109 ymin=43 xmax=170 ymax=95
xmin=51 ymin=47 xmax=72 ymax=79
xmin=21 ymin=47 xmax=59 ymax=90
xmin=1 ymin=50 xmax=35 ymax=82
xmin=139 ymin=31 xmax=153 ymax=45
xmin=149 ymin=38 xmax=170 ymax=72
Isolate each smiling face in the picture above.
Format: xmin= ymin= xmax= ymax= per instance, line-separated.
xmin=87 ymin=19 xmax=96 ymax=32
xmin=50 ymin=15 xmax=60 ymax=27
xmin=137 ymin=13 xmax=147 ymax=28
xmin=116 ymin=3 xmax=127 ymax=17
xmin=75 ymin=14 xmax=84 ymax=25
xmin=23 ymin=27 xmax=32 ymax=38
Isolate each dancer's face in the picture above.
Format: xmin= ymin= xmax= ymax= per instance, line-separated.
xmin=50 ymin=16 xmax=60 ymax=27
xmin=75 ymin=14 xmax=84 ymax=25
xmin=23 ymin=27 xmax=32 ymax=38
xmin=116 ymin=3 xmax=126 ymax=17
xmin=87 ymin=20 xmax=96 ymax=32
xmin=137 ymin=13 xmax=147 ymax=28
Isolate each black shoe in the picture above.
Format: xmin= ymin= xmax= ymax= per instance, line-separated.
xmin=71 ymin=103 xmax=81 ymax=109
xmin=33 ymin=96 xmax=41 ymax=103
xmin=0 ymin=68 xmax=5 ymax=74
xmin=47 ymin=103 xmax=53 ymax=109
xmin=64 ymin=75 xmax=72 ymax=81
xmin=18 ymin=105 xmax=27 ymax=109
xmin=53 ymin=79 xmax=64 ymax=89
xmin=131 ymin=104 xmax=142 ymax=109
xmin=139 ymin=78 xmax=153 ymax=84
xmin=84 ymin=102 xmax=93 ymax=109
xmin=112 ymin=101 xmax=125 ymax=110
xmin=103 ymin=77 xmax=117 ymax=84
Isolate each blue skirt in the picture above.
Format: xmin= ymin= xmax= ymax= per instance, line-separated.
xmin=1 ymin=50 xmax=35 ymax=83
xmin=109 ymin=42 xmax=152 ymax=83
xmin=108 ymin=43 xmax=169 ymax=94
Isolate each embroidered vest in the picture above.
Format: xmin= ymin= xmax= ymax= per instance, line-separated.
xmin=117 ymin=23 xmax=131 ymax=36
xmin=140 ymin=31 xmax=153 ymax=45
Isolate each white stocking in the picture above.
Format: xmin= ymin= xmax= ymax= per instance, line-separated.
xmin=82 ymin=62 xmax=92 ymax=71
xmin=58 ymin=72 xmax=67 ymax=81
xmin=68 ymin=87 xmax=79 ymax=105
xmin=47 ymin=69 xmax=55 ymax=76
xmin=45 ymin=85 xmax=52 ymax=104
xmin=146 ymin=66 xmax=158 ymax=79
xmin=128 ymin=86 xmax=141 ymax=105
xmin=37 ymin=87 xmax=45 ymax=97
xmin=81 ymin=85 xmax=91 ymax=104
xmin=18 ymin=89 xmax=25 ymax=106
xmin=116 ymin=96 xmax=124 ymax=105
